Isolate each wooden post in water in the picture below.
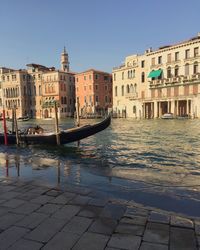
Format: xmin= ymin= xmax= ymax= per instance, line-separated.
xmin=54 ymin=101 xmax=60 ymax=145
xmin=14 ymin=106 xmax=20 ymax=145
xmin=11 ymin=108 xmax=15 ymax=133
xmin=2 ymin=108 xmax=8 ymax=146
xmin=76 ymin=98 xmax=80 ymax=147
xmin=76 ymin=98 xmax=80 ymax=127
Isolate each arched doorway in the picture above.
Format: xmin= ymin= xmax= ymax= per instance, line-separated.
xmin=44 ymin=109 xmax=49 ymax=118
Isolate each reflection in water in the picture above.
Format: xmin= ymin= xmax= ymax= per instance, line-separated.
xmin=0 ymin=118 xmax=200 ymax=217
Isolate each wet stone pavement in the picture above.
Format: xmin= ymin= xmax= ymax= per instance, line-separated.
xmin=0 ymin=178 xmax=199 ymax=250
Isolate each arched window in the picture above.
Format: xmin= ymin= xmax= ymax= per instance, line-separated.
xmin=133 ymin=69 xmax=135 ymax=78
xmin=185 ymin=63 xmax=189 ymax=75
xmin=134 ymin=83 xmax=137 ymax=93
xmin=127 ymin=71 xmax=130 ymax=79
xmin=194 ymin=62 xmax=198 ymax=74
xmin=115 ymin=86 xmax=118 ymax=96
xmin=133 ymin=106 xmax=136 ymax=114
xmin=167 ymin=67 xmax=171 ymax=78
xmin=121 ymin=85 xmax=124 ymax=96
xmin=130 ymin=84 xmax=134 ymax=93
xmin=141 ymin=72 xmax=145 ymax=83
xmin=175 ymin=65 xmax=179 ymax=77
xmin=126 ymin=84 xmax=130 ymax=94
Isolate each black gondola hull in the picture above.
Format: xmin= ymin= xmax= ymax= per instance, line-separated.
xmin=0 ymin=115 xmax=111 ymax=145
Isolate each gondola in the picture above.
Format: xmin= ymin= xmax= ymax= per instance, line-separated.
xmin=0 ymin=114 xmax=111 ymax=145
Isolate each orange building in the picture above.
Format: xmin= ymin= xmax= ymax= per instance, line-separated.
xmin=75 ymin=69 xmax=112 ymax=117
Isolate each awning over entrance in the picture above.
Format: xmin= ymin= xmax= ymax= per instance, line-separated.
xmin=148 ymin=69 xmax=162 ymax=78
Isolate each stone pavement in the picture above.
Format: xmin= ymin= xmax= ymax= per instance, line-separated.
xmin=0 ymin=178 xmax=199 ymax=250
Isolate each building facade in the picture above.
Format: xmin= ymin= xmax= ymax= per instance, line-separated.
xmin=75 ymin=69 xmax=112 ymax=117
xmin=113 ymin=33 xmax=200 ymax=118
xmin=0 ymin=48 xmax=75 ymax=119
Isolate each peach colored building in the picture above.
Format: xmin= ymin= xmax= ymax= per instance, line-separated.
xmin=75 ymin=69 xmax=112 ymax=117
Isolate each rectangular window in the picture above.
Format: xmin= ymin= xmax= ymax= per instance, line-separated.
xmin=175 ymin=52 xmax=179 ymax=61
xmin=141 ymin=60 xmax=145 ymax=68
xmin=95 ymin=85 xmax=98 ymax=90
xmin=158 ymin=56 xmax=162 ymax=64
xmin=151 ymin=89 xmax=155 ymax=98
xmin=174 ymin=86 xmax=179 ymax=97
xmin=151 ymin=57 xmax=155 ymax=66
xmin=84 ymin=86 xmax=86 ymax=91
xmin=95 ymin=95 xmax=98 ymax=102
xmin=184 ymin=85 xmax=189 ymax=96
xmin=167 ymin=54 xmax=171 ymax=63
xmin=194 ymin=47 xmax=199 ymax=57
xmin=84 ymin=76 xmax=86 ymax=80
xmin=193 ymin=84 xmax=198 ymax=94
xmin=95 ymin=74 xmax=98 ymax=80
xmin=104 ymin=75 xmax=108 ymax=81
xmin=185 ymin=49 xmax=190 ymax=59
xmin=113 ymin=73 xmax=116 ymax=81
xmin=167 ymin=88 xmax=171 ymax=97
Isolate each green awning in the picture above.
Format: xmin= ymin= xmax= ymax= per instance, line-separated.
xmin=148 ymin=69 xmax=162 ymax=78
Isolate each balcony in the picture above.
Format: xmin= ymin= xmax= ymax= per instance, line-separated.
xmin=125 ymin=92 xmax=138 ymax=100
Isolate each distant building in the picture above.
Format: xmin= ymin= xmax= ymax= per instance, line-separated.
xmin=0 ymin=48 xmax=75 ymax=119
xmin=113 ymin=33 xmax=200 ymax=118
xmin=75 ymin=69 xmax=112 ymax=117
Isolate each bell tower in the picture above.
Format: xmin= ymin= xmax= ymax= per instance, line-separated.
xmin=61 ymin=46 xmax=69 ymax=72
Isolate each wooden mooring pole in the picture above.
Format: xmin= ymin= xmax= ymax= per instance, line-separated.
xmin=2 ymin=108 xmax=8 ymax=146
xmin=54 ymin=102 xmax=60 ymax=145
xmin=14 ymin=107 xmax=20 ymax=145
xmin=76 ymin=98 xmax=80 ymax=147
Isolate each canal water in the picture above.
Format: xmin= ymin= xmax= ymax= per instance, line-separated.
xmin=0 ymin=118 xmax=200 ymax=218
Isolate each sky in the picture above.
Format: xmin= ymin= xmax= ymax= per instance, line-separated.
xmin=0 ymin=0 xmax=200 ymax=73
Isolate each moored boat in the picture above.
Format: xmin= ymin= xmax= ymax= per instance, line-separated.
xmin=161 ymin=113 xmax=174 ymax=119
xmin=0 ymin=115 xmax=111 ymax=145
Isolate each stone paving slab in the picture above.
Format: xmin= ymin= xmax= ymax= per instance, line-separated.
xmin=24 ymin=217 xmax=67 ymax=243
xmin=1 ymin=198 xmax=26 ymax=208
xmin=7 ymin=238 xmax=43 ymax=250
xmin=36 ymin=203 xmax=62 ymax=215
xmin=0 ymin=212 xmax=25 ymax=230
xmin=121 ymin=215 xmax=147 ymax=226
xmin=170 ymin=227 xmax=197 ymax=250
xmin=115 ymin=223 xmax=145 ymax=236
xmin=140 ymin=242 xmax=168 ymax=250
xmin=88 ymin=217 xmax=117 ymax=235
xmin=148 ymin=211 xmax=170 ymax=224
xmin=0 ymin=226 xmax=30 ymax=250
xmin=171 ymin=215 xmax=194 ymax=228
xmin=62 ymin=216 xmax=92 ymax=235
xmin=72 ymin=232 xmax=109 ymax=250
xmin=30 ymin=194 xmax=54 ymax=204
xmin=107 ymin=233 xmax=141 ymax=250
xmin=15 ymin=212 xmax=49 ymax=229
xmin=12 ymin=201 xmax=41 ymax=215
xmin=52 ymin=204 xmax=81 ymax=220
xmin=143 ymin=222 xmax=169 ymax=245
xmin=42 ymin=231 xmax=80 ymax=250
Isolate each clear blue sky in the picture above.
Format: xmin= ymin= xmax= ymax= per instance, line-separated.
xmin=0 ymin=0 xmax=200 ymax=73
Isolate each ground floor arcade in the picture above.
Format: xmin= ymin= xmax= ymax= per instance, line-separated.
xmin=143 ymin=99 xmax=193 ymax=119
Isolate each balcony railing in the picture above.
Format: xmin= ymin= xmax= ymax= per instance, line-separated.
xmin=125 ymin=92 xmax=138 ymax=99
xmin=149 ymin=73 xmax=200 ymax=88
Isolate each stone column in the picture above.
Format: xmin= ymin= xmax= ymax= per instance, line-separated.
xmin=154 ymin=101 xmax=158 ymax=118
xmin=171 ymin=100 xmax=175 ymax=115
